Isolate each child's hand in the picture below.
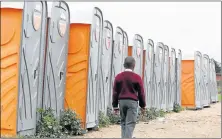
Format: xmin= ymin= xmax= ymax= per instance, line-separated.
xmin=113 ymin=108 xmax=119 ymax=115
xmin=140 ymin=107 xmax=146 ymax=115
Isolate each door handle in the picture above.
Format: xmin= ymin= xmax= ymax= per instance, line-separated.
xmin=34 ymin=69 xmax=37 ymax=79
xmin=106 ymin=76 xmax=108 ymax=83
xmin=95 ymin=73 xmax=97 ymax=81
xmin=60 ymin=71 xmax=64 ymax=80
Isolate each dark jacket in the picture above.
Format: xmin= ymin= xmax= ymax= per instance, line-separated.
xmin=112 ymin=70 xmax=146 ymax=108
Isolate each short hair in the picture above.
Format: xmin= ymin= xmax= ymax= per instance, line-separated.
xmin=124 ymin=56 xmax=136 ymax=69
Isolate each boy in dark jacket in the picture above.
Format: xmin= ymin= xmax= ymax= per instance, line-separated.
xmin=112 ymin=56 xmax=146 ymax=138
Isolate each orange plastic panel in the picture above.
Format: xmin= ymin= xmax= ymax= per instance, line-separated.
xmin=128 ymin=46 xmax=132 ymax=56
xmin=181 ymin=60 xmax=195 ymax=107
xmin=64 ymin=23 xmax=91 ymax=129
xmin=1 ymin=8 xmax=23 ymax=136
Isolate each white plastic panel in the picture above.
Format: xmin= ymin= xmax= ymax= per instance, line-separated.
xmin=153 ymin=42 xmax=164 ymax=110
xmin=98 ymin=20 xmax=113 ymax=115
xmin=202 ymin=54 xmax=210 ymax=106
xmin=132 ymin=34 xmax=144 ymax=77
xmin=160 ymin=45 xmax=169 ymax=111
xmin=144 ymin=39 xmax=154 ymax=109
xmin=86 ymin=7 xmax=103 ymax=129
xmin=168 ymin=48 xmax=176 ymax=111
xmin=213 ymin=60 xmax=218 ymax=102
xmin=122 ymin=31 xmax=129 ymax=66
xmin=17 ymin=1 xmax=48 ymax=135
xmin=210 ymin=58 xmax=218 ymax=102
xmin=109 ymin=27 xmax=124 ymax=108
xmin=175 ymin=49 xmax=182 ymax=106
xmin=1 ymin=2 xmax=24 ymax=9
xmin=194 ymin=51 xmax=203 ymax=109
xmin=42 ymin=1 xmax=70 ymax=117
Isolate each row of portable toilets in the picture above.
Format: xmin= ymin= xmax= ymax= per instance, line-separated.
xmin=1 ymin=1 xmax=219 ymax=136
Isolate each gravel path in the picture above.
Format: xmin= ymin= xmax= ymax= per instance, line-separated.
xmin=76 ymin=103 xmax=221 ymax=138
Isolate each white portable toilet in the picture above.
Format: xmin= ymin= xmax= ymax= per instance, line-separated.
xmin=210 ymin=58 xmax=218 ymax=102
xmin=122 ymin=31 xmax=129 ymax=65
xmin=209 ymin=59 xmax=214 ymax=102
xmin=175 ymin=49 xmax=182 ymax=106
xmin=131 ymin=34 xmax=144 ymax=77
xmin=153 ymin=42 xmax=165 ymax=110
xmin=168 ymin=48 xmax=176 ymax=111
xmin=110 ymin=26 xmax=124 ymax=106
xmin=143 ymin=39 xmax=155 ymax=108
xmin=161 ymin=45 xmax=169 ymax=111
xmin=64 ymin=5 xmax=104 ymax=129
xmin=181 ymin=51 xmax=203 ymax=109
xmin=209 ymin=59 xmax=213 ymax=102
xmin=213 ymin=59 xmax=218 ymax=102
xmin=202 ymin=54 xmax=210 ymax=106
xmin=42 ymin=1 xmax=70 ymax=118
xmin=98 ymin=20 xmax=114 ymax=115
xmin=18 ymin=1 xmax=49 ymax=135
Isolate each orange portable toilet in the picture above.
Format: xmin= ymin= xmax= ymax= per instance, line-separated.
xmin=1 ymin=1 xmax=48 ymax=136
xmin=64 ymin=6 xmax=103 ymax=129
xmin=1 ymin=3 xmax=23 ymax=136
xmin=181 ymin=51 xmax=203 ymax=109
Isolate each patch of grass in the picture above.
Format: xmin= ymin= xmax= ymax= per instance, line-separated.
xmin=98 ymin=111 xmax=111 ymax=128
xmin=138 ymin=108 xmax=167 ymax=122
xmin=36 ymin=108 xmax=63 ymax=138
xmin=158 ymin=109 xmax=166 ymax=117
xmin=218 ymin=93 xmax=221 ymax=101
xmin=34 ymin=108 xmax=85 ymax=138
xmin=60 ymin=109 xmax=86 ymax=136
xmin=107 ymin=107 xmax=121 ymax=125
xmin=173 ymin=103 xmax=183 ymax=113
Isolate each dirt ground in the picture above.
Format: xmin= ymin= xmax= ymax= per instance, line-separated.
xmin=76 ymin=102 xmax=221 ymax=138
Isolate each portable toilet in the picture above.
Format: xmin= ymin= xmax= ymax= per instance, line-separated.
xmin=202 ymin=54 xmax=210 ymax=106
xmin=107 ymin=29 xmax=127 ymax=107
xmin=209 ymin=59 xmax=214 ymax=102
xmin=175 ymin=49 xmax=182 ymax=106
xmin=130 ymin=34 xmax=144 ymax=77
xmin=181 ymin=51 xmax=203 ymax=109
xmin=210 ymin=58 xmax=218 ymax=102
xmin=167 ymin=48 xmax=176 ymax=110
xmin=143 ymin=39 xmax=155 ymax=108
xmin=1 ymin=2 xmax=24 ymax=136
xmin=161 ymin=45 xmax=169 ymax=111
xmin=42 ymin=1 xmax=70 ymax=119
xmin=1 ymin=1 xmax=48 ymax=136
xmin=64 ymin=6 xmax=103 ymax=129
xmin=213 ymin=59 xmax=218 ymax=102
xmin=153 ymin=42 xmax=164 ymax=110
xmin=122 ymin=31 xmax=129 ymax=65
xmin=98 ymin=20 xmax=114 ymax=115
xmin=109 ymin=27 xmax=124 ymax=107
